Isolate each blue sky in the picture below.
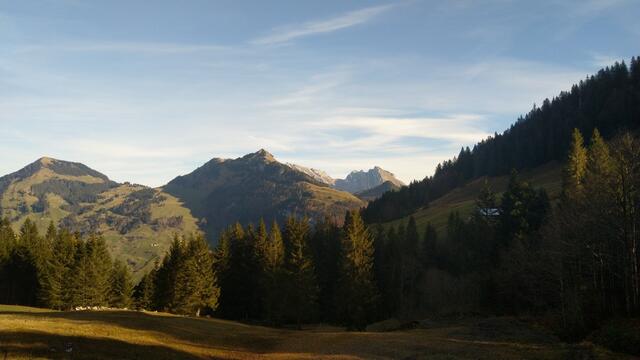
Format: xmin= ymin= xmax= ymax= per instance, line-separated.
xmin=1 ymin=0 xmax=638 ymax=186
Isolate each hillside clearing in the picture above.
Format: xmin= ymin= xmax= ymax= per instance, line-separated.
xmin=384 ymin=161 xmax=563 ymax=234
xmin=0 ymin=306 xmax=629 ymax=359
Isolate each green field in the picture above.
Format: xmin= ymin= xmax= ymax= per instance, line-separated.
xmin=384 ymin=161 xmax=564 ymax=234
xmin=0 ymin=305 xmax=630 ymax=359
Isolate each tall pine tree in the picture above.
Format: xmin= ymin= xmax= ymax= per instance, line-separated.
xmin=337 ymin=211 xmax=379 ymax=330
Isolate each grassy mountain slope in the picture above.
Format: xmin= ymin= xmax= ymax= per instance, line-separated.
xmin=0 ymin=306 xmax=629 ymax=359
xmin=0 ymin=157 xmax=200 ymax=278
xmin=384 ymin=161 xmax=563 ymax=234
xmin=356 ymin=181 xmax=402 ymax=202
xmin=163 ymin=149 xmax=364 ymax=242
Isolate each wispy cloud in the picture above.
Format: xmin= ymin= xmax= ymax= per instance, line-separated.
xmin=552 ymin=0 xmax=631 ymax=40
xmin=14 ymin=41 xmax=229 ymax=55
xmin=570 ymin=0 xmax=630 ymax=18
xmin=251 ymin=4 xmax=394 ymax=45
xmin=308 ymin=114 xmax=491 ymax=150
xmin=263 ymin=70 xmax=351 ymax=107
xmin=590 ymin=53 xmax=625 ymax=67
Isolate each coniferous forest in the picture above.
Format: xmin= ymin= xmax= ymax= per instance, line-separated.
xmin=363 ymin=58 xmax=640 ymax=224
xmin=4 ymin=1 xmax=640 ymax=358
xmin=1 ymin=59 xmax=639 ymax=356
xmin=1 ymin=126 xmax=638 ymax=344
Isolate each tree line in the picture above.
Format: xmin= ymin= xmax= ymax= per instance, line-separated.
xmin=138 ymin=212 xmax=378 ymax=329
xmin=0 ymin=219 xmax=220 ymax=316
xmin=142 ymin=126 xmax=636 ymax=339
xmin=0 ymin=220 xmax=133 ymax=309
xmin=363 ymin=57 xmax=640 ymax=223
xmin=1 ymin=129 xmax=637 ymax=339
xmin=0 ymin=212 xmax=379 ymax=330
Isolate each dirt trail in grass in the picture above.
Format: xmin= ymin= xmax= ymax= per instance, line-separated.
xmin=0 ymin=308 xmax=632 ymax=359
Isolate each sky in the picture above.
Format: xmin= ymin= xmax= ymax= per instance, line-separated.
xmin=1 ymin=0 xmax=638 ymax=187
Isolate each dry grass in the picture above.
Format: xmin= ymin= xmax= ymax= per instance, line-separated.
xmin=0 ymin=306 xmax=630 ymax=360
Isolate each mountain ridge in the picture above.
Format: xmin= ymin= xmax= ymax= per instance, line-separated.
xmin=334 ymin=166 xmax=405 ymax=194
xmin=163 ymin=149 xmax=365 ymax=242
xmin=284 ymin=163 xmax=405 ymax=195
xmin=0 ymin=157 xmax=200 ymax=278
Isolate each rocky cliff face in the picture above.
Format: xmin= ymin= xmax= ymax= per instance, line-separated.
xmin=285 ymin=163 xmax=335 ymax=186
xmin=334 ymin=166 xmax=405 ymax=194
xmin=285 ymin=163 xmax=405 ymax=195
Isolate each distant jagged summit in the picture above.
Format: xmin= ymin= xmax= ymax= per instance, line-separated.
xmin=285 ymin=162 xmax=404 ymax=196
xmin=334 ymin=166 xmax=405 ymax=194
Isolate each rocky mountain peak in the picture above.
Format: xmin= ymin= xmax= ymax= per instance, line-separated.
xmin=243 ymin=149 xmax=276 ymax=162
xmin=286 ymin=163 xmax=336 ymax=186
xmin=37 ymin=156 xmax=56 ymax=166
xmin=335 ymin=166 xmax=404 ymax=194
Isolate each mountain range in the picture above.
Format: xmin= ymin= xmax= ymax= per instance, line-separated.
xmin=285 ymin=163 xmax=404 ymax=194
xmin=162 ymin=149 xmax=367 ymax=241
xmin=0 ymin=151 xmax=402 ymax=276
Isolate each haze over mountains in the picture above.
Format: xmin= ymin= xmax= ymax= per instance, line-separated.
xmin=0 ymin=150 xmax=401 ymax=275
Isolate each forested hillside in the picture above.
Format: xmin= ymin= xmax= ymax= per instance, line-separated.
xmin=363 ymin=58 xmax=640 ymax=224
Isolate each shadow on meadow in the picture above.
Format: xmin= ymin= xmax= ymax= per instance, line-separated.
xmin=0 ymin=330 xmax=202 ymax=360
xmin=1 ymin=310 xmax=631 ymax=359
xmin=0 ymin=310 xmax=283 ymax=354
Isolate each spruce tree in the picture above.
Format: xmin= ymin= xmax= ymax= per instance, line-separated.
xmin=39 ymin=222 xmax=65 ymax=309
xmin=12 ymin=219 xmax=42 ymax=306
xmin=173 ymin=234 xmax=219 ymax=316
xmin=0 ymin=218 xmax=15 ymax=261
xmin=68 ymin=240 xmax=89 ymax=307
xmin=214 ymin=228 xmax=232 ymax=316
xmin=263 ymin=220 xmax=286 ymax=323
xmin=310 ymin=217 xmax=341 ymax=323
xmin=109 ymin=259 xmax=134 ymax=309
xmin=57 ymin=229 xmax=78 ymax=309
xmin=338 ymin=211 xmax=378 ymax=330
xmin=421 ymin=223 xmax=438 ymax=269
xmin=254 ymin=219 xmax=269 ymax=266
xmin=134 ymin=268 xmax=156 ymax=310
xmin=217 ymin=223 xmax=256 ymax=319
xmin=85 ymin=235 xmax=113 ymax=307
xmin=402 ymin=217 xmax=420 ymax=313
xmin=155 ymin=235 xmax=184 ymax=311
xmin=284 ymin=216 xmax=317 ymax=327
xmin=382 ymin=226 xmax=401 ymax=315
xmin=0 ymin=219 xmax=15 ymax=305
